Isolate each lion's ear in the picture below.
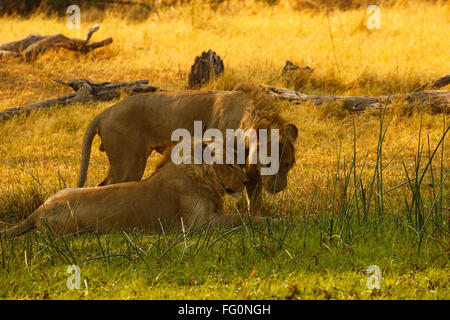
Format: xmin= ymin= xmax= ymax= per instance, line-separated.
xmin=286 ymin=124 xmax=298 ymax=142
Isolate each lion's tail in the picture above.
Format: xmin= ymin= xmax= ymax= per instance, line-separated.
xmin=0 ymin=217 xmax=35 ymax=238
xmin=77 ymin=114 xmax=101 ymax=187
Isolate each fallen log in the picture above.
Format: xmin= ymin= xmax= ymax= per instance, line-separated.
xmin=0 ymin=79 xmax=159 ymax=121
xmin=414 ymin=74 xmax=450 ymax=92
xmin=0 ymin=25 xmax=112 ymax=62
xmin=2 ymin=75 xmax=448 ymax=121
xmin=260 ymin=84 xmax=449 ymax=113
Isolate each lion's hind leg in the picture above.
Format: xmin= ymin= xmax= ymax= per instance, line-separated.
xmin=97 ymin=167 xmax=116 ymax=186
xmin=105 ymin=150 xmax=151 ymax=185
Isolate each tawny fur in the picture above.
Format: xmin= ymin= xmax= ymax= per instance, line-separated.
xmin=77 ymin=82 xmax=298 ymax=214
xmin=1 ymin=151 xmax=253 ymax=237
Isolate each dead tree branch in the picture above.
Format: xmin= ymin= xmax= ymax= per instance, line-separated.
xmin=0 ymin=79 xmax=159 ymax=121
xmin=2 ymin=74 xmax=448 ymax=121
xmin=0 ymin=25 xmax=112 ymax=62
xmin=415 ymin=74 xmax=450 ymax=92
xmin=260 ymin=84 xmax=449 ymax=113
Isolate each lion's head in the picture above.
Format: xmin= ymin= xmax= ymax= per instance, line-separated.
xmin=234 ymin=82 xmax=298 ymax=194
xmin=211 ymin=163 xmax=247 ymax=198
xmin=198 ymin=142 xmax=246 ymax=198
xmin=168 ymin=141 xmax=247 ymax=201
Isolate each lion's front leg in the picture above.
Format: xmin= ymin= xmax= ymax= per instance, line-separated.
xmin=245 ymin=179 xmax=262 ymax=216
xmin=211 ymin=213 xmax=269 ymax=228
xmin=244 ymin=164 xmax=263 ymax=216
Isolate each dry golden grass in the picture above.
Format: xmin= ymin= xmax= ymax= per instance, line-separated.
xmin=0 ymin=0 xmax=449 ymax=218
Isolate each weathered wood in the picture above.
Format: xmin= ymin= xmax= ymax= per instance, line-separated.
xmin=0 ymin=79 xmax=159 ymax=121
xmin=0 ymin=34 xmax=46 ymax=53
xmin=0 ymin=25 xmax=112 ymax=62
xmin=188 ymin=49 xmax=224 ymax=88
xmin=2 ymin=75 xmax=448 ymax=121
xmin=415 ymin=74 xmax=450 ymax=92
xmin=282 ymin=60 xmax=313 ymax=75
xmin=0 ymin=50 xmax=20 ymax=59
xmin=260 ymin=84 xmax=449 ymax=113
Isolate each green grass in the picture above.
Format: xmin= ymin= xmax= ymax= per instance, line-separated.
xmin=0 ymin=215 xmax=448 ymax=299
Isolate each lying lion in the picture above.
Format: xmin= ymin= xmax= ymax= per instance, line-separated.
xmin=77 ymin=83 xmax=298 ymax=214
xmin=1 ymin=143 xmax=259 ymax=237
